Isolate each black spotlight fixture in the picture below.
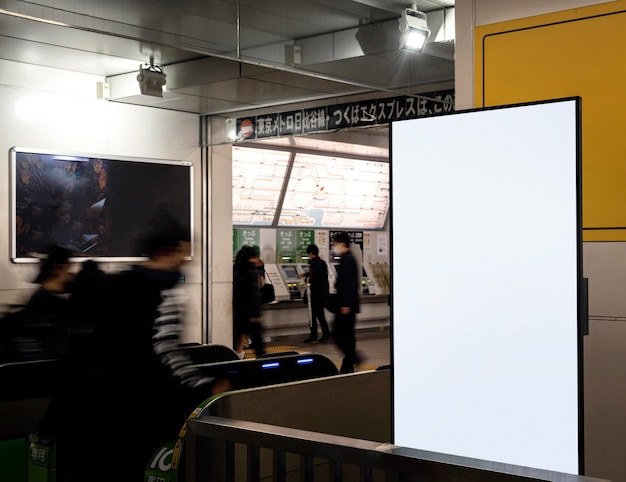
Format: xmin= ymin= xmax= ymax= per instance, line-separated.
xmin=137 ymin=56 xmax=166 ymax=97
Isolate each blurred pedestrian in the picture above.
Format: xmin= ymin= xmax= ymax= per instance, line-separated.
xmin=330 ymin=232 xmax=362 ymax=373
xmin=44 ymin=222 xmax=228 ymax=482
xmin=233 ymin=245 xmax=266 ymax=358
xmin=0 ymin=244 xmax=75 ymax=362
xmin=302 ymin=244 xmax=331 ymax=344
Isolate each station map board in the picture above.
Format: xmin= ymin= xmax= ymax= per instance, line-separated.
xmin=233 ymin=146 xmax=388 ymax=230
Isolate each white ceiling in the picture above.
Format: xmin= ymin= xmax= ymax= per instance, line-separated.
xmin=0 ymin=0 xmax=455 ymax=117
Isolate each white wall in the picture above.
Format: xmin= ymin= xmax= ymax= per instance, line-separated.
xmin=0 ymin=59 xmax=205 ymax=342
xmin=207 ymin=142 xmax=235 ymax=347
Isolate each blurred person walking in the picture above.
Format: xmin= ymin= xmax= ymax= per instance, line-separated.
xmin=302 ymin=244 xmax=331 ymax=343
xmin=233 ymin=245 xmax=266 ymax=359
xmin=0 ymin=244 xmax=75 ymax=363
xmin=43 ymin=221 xmax=228 ymax=482
xmin=330 ymin=232 xmax=362 ymax=374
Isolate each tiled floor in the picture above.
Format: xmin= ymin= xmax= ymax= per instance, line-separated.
xmin=245 ymin=327 xmax=391 ymax=372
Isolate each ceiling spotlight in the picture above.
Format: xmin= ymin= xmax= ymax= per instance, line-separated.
xmin=398 ymin=7 xmax=430 ymax=52
xmin=137 ymin=59 xmax=166 ymax=97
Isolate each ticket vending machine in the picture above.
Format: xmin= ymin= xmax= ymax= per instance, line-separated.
xmin=361 ymin=266 xmax=376 ymax=295
xmin=362 ymin=262 xmax=391 ymax=295
xmin=278 ymin=264 xmax=306 ymax=300
xmin=263 ymin=264 xmax=291 ymax=302
xmin=297 ymin=264 xmax=310 ymax=296
xmin=301 ymin=261 xmax=337 ymax=296
xmin=328 ymin=262 xmax=338 ymax=294
xmin=298 ymin=263 xmax=310 ymax=278
xmin=330 ymin=255 xmax=370 ymax=295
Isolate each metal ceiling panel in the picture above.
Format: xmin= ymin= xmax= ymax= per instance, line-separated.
xmin=174 ymin=77 xmax=346 ymax=106
xmin=246 ymin=70 xmax=365 ymax=96
xmin=110 ymin=91 xmax=244 ymax=114
xmin=352 ymin=0 xmax=455 ymax=13
xmin=0 ymin=0 xmax=455 ymax=116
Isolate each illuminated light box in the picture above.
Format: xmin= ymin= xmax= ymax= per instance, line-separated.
xmin=232 ymin=146 xmax=389 ymax=229
xmin=232 ymin=146 xmax=290 ymax=226
xmin=279 ymin=153 xmax=389 ymax=229
xmin=391 ymin=98 xmax=583 ymax=475
xmin=11 ymin=147 xmax=193 ymax=262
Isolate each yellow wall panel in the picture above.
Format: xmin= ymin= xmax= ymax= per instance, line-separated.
xmin=475 ymin=2 xmax=626 ymax=241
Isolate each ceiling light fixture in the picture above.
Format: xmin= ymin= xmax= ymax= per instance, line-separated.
xmin=398 ymin=7 xmax=430 ymax=52
xmin=137 ymin=56 xmax=166 ymax=97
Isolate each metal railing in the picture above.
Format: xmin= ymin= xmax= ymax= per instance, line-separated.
xmin=184 ymin=416 xmax=609 ymax=482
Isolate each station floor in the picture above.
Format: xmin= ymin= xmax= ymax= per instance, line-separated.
xmin=244 ymin=327 xmax=391 ymax=371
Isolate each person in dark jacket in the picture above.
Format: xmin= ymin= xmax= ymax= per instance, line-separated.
xmin=0 ymin=244 xmax=75 ymax=363
xmin=43 ymin=223 xmax=227 ymax=482
xmin=303 ymin=244 xmax=331 ymax=343
xmin=233 ymin=245 xmax=266 ymax=358
xmin=330 ymin=231 xmax=362 ymax=374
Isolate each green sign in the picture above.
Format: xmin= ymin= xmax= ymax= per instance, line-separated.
xmin=145 ymin=440 xmax=177 ymax=482
xmin=276 ymin=230 xmax=296 ymax=262
xmin=233 ymin=228 xmax=260 ymax=256
xmin=276 ymin=230 xmax=295 ymax=252
xmin=144 ymin=394 xmax=224 ymax=482
xmin=276 ymin=229 xmax=315 ymax=262
xmin=296 ymin=230 xmax=314 ymax=250
xmin=28 ymin=433 xmax=56 ymax=482
xmin=295 ymin=230 xmax=314 ymax=262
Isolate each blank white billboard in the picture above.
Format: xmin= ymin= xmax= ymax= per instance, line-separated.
xmin=391 ymin=98 xmax=582 ymax=475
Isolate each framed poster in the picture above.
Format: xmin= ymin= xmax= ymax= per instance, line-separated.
xmin=11 ymin=147 xmax=194 ymax=262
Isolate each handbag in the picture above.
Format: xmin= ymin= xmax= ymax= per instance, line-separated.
xmin=261 ymin=281 xmax=275 ymax=303
xmin=325 ymin=293 xmax=339 ymax=314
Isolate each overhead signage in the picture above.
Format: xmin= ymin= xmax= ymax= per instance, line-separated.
xmin=235 ymin=89 xmax=454 ymax=141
